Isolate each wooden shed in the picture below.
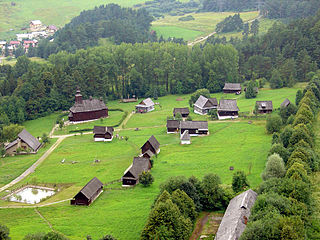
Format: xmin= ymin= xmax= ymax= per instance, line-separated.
xmin=141 ymin=135 xmax=160 ymax=155
xmin=166 ymin=120 xmax=180 ymax=133
xmin=5 ymin=129 xmax=41 ymax=155
xmin=180 ymin=121 xmax=209 ymax=136
xmin=173 ymin=108 xmax=190 ymax=118
xmin=217 ymin=99 xmax=239 ymax=120
xmin=122 ymin=157 xmax=151 ymax=186
xmin=135 ymin=98 xmax=155 ymax=113
xmin=281 ymin=98 xmax=291 ymax=108
xmin=70 ymin=177 xmax=103 ymax=206
xmin=93 ymin=126 xmax=114 ymax=142
xmin=180 ymin=130 xmax=191 ymax=144
xmin=193 ymin=95 xmax=218 ymax=115
xmin=256 ymin=101 xmax=273 ymax=114
xmin=68 ymin=89 xmax=108 ymax=122
xmin=223 ymin=83 xmax=242 ymax=94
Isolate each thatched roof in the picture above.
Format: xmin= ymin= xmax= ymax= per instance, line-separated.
xmin=141 ymin=135 xmax=160 ymax=151
xmin=75 ymin=177 xmax=103 ymax=200
xmin=281 ymin=98 xmax=291 ymax=108
xmin=223 ymin=83 xmax=241 ymax=91
xmin=180 ymin=121 xmax=208 ymax=130
xmin=256 ymin=101 xmax=273 ymax=111
xmin=124 ymin=157 xmax=150 ymax=179
xmin=167 ymin=120 xmax=180 ymax=128
xmin=215 ymin=189 xmax=257 ymax=240
xmin=218 ymin=99 xmax=239 ymax=112
xmin=194 ymin=95 xmax=218 ymax=109
xmin=173 ymin=108 xmax=190 ymax=115
xmin=70 ymin=99 xmax=108 ymax=113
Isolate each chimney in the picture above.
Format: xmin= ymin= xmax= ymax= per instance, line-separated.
xmin=75 ymin=89 xmax=83 ymax=104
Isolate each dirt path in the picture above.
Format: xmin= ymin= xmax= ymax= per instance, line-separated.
xmin=188 ymin=14 xmax=262 ymax=47
xmin=190 ymin=212 xmax=210 ymax=240
xmin=35 ymin=208 xmax=54 ymax=230
xmin=0 ymin=136 xmax=66 ymax=193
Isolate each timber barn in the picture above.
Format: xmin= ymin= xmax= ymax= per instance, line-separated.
xmin=93 ymin=126 xmax=114 ymax=142
xmin=194 ymin=95 xmax=218 ymax=115
xmin=122 ymin=157 xmax=151 ymax=186
xmin=173 ymin=107 xmax=190 ymax=118
xmin=281 ymin=98 xmax=291 ymax=108
xmin=223 ymin=83 xmax=242 ymax=94
xmin=141 ymin=135 xmax=160 ymax=155
xmin=217 ymin=99 xmax=239 ymax=120
xmin=167 ymin=120 xmax=180 ymax=133
xmin=135 ymin=98 xmax=155 ymax=113
xmin=70 ymin=177 xmax=103 ymax=206
xmin=215 ymin=189 xmax=257 ymax=240
xmin=256 ymin=101 xmax=273 ymax=114
xmin=180 ymin=121 xmax=209 ymax=136
xmin=5 ymin=129 xmax=41 ymax=155
xmin=68 ymin=90 xmax=108 ymax=122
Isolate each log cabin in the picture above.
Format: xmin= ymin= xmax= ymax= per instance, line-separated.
xmin=217 ymin=99 xmax=239 ymax=120
xmin=193 ymin=95 xmax=218 ymax=115
xmin=93 ymin=126 xmax=114 ymax=142
xmin=135 ymin=98 xmax=155 ymax=113
xmin=256 ymin=101 xmax=273 ymax=114
xmin=223 ymin=83 xmax=242 ymax=94
xmin=68 ymin=90 xmax=108 ymax=122
xmin=141 ymin=135 xmax=160 ymax=155
xmin=166 ymin=120 xmax=180 ymax=133
xmin=180 ymin=121 xmax=209 ymax=136
xmin=280 ymin=98 xmax=291 ymax=108
xmin=5 ymin=129 xmax=41 ymax=155
xmin=122 ymin=157 xmax=151 ymax=186
xmin=215 ymin=189 xmax=257 ymax=240
xmin=173 ymin=108 xmax=190 ymax=118
xmin=70 ymin=177 xmax=103 ymax=206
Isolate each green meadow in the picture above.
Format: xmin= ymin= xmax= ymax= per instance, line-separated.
xmin=0 ymin=86 xmax=305 ymax=239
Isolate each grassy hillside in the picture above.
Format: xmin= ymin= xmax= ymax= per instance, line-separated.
xmin=0 ymin=0 xmax=146 ymax=39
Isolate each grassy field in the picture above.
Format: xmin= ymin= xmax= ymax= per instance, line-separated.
xmin=0 ymin=57 xmax=48 ymax=66
xmin=0 ymin=0 xmax=147 ymax=39
xmin=0 ymin=86 xmax=305 ymax=239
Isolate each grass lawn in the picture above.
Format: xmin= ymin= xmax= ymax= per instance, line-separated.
xmin=1 ymin=57 xmax=48 ymax=66
xmin=151 ymin=25 xmax=204 ymax=41
xmin=0 ymin=0 xmax=147 ymax=39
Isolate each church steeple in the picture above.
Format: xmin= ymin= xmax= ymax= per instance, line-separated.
xmin=75 ymin=89 xmax=83 ymax=104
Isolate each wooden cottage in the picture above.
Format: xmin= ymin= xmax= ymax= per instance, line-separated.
xmin=180 ymin=130 xmax=191 ymax=144
xmin=223 ymin=83 xmax=242 ymax=94
xmin=141 ymin=135 xmax=160 ymax=155
xmin=215 ymin=189 xmax=257 ymax=240
xmin=135 ymin=98 xmax=155 ymax=113
xmin=194 ymin=95 xmax=218 ymax=115
xmin=122 ymin=157 xmax=151 ymax=186
xmin=142 ymin=150 xmax=154 ymax=159
xmin=167 ymin=120 xmax=180 ymax=133
xmin=180 ymin=121 xmax=209 ymax=136
xmin=93 ymin=126 xmax=114 ymax=142
xmin=217 ymin=99 xmax=239 ymax=120
xmin=70 ymin=177 xmax=103 ymax=206
xmin=256 ymin=101 xmax=273 ymax=114
xmin=281 ymin=98 xmax=291 ymax=108
xmin=5 ymin=129 xmax=41 ymax=155
xmin=69 ymin=90 xmax=108 ymax=122
xmin=173 ymin=108 xmax=190 ymax=118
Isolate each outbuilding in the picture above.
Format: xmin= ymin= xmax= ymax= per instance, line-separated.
xmin=215 ymin=189 xmax=257 ymax=240
xmin=93 ymin=126 xmax=114 ymax=141
xmin=173 ymin=108 xmax=190 ymax=118
xmin=135 ymin=98 xmax=155 ymax=113
xmin=141 ymin=135 xmax=160 ymax=155
xmin=122 ymin=157 xmax=151 ymax=186
xmin=70 ymin=177 xmax=103 ymax=206
xmin=256 ymin=101 xmax=273 ymax=114
xmin=281 ymin=98 xmax=291 ymax=108
xmin=180 ymin=130 xmax=191 ymax=144
xmin=180 ymin=121 xmax=209 ymax=136
xmin=194 ymin=95 xmax=218 ymax=115
xmin=217 ymin=99 xmax=239 ymax=120
xmin=167 ymin=120 xmax=180 ymax=133
xmin=69 ymin=89 xmax=108 ymax=122
xmin=223 ymin=83 xmax=242 ymax=94
xmin=5 ymin=129 xmax=41 ymax=155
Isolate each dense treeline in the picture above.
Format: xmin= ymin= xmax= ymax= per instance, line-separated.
xmin=240 ymin=74 xmax=320 ymax=239
xmin=34 ymin=4 xmax=155 ymax=58
xmin=201 ymin=0 xmax=256 ymax=12
xmin=0 ymin=42 xmax=239 ymax=124
xmin=216 ymin=14 xmax=244 ymax=33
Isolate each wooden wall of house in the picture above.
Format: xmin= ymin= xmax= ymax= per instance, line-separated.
xmin=122 ymin=178 xmax=137 ymax=186
xmin=218 ymin=111 xmax=239 ymax=116
xmin=69 ymin=109 xmax=108 ymax=122
xmin=142 ymin=141 xmax=155 ymax=154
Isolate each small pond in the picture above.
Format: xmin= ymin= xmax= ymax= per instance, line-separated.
xmin=8 ymin=187 xmax=56 ymax=204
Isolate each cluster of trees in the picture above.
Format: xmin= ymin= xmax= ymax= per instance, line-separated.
xmin=0 ymin=225 xmax=117 ymax=240
xmin=141 ymin=172 xmax=250 ymax=239
xmin=216 ymin=14 xmax=244 ymax=33
xmin=241 ymin=74 xmax=320 ymax=239
xmin=201 ymin=0 xmax=256 ymax=12
xmin=34 ymin=4 xmax=155 ymax=58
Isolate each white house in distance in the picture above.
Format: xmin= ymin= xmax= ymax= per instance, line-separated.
xmin=30 ymin=20 xmax=43 ymax=31
xmin=135 ymin=98 xmax=155 ymax=113
xmin=180 ymin=130 xmax=191 ymax=144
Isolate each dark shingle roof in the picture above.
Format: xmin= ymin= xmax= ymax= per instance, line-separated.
xmin=223 ymin=83 xmax=241 ymax=91
xmin=141 ymin=135 xmax=160 ymax=151
xmin=180 ymin=121 xmax=208 ymax=130
xmin=218 ymin=99 xmax=239 ymax=112
xmin=136 ymin=98 xmax=154 ymax=108
xmin=194 ymin=95 xmax=217 ymax=109
xmin=5 ymin=139 xmax=18 ymax=150
xmin=256 ymin=101 xmax=273 ymax=111
xmin=70 ymin=98 xmax=108 ymax=113
xmin=215 ymin=189 xmax=257 ymax=240
xmin=76 ymin=177 xmax=103 ymax=200
xmin=173 ymin=108 xmax=189 ymax=115
xmin=281 ymin=98 xmax=291 ymax=108
xmin=125 ymin=157 xmax=150 ymax=179
xmin=180 ymin=130 xmax=190 ymax=141
xmin=93 ymin=126 xmax=114 ymax=135
xmin=18 ymin=129 xmax=41 ymax=152
xmin=167 ymin=120 xmax=180 ymax=128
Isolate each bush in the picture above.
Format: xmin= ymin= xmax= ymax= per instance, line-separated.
xmin=232 ymin=171 xmax=250 ymax=193
xmin=208 ymin=109 xmax=218 ymax=120
xmin=261 ymin=154 xmax=286 ymax=180
xmin=99 ymin=235 xmax=117 ymax=240
xmin=269 ymin=144 xmax=290 ymax=163
xmin=139 ymin=171 xmax=154 ymax=187
xmin=0 ymin=224 xmax=10 ymax=240
xmin=245 ymin=80 xmax=257 ymax=99
xmin=266 ymin=114 xmax=282 ymax=134
xmin=200 ymin=173 xmax=225 ymax=210
xmin=189 ymin=89 xmax=210 ymax=107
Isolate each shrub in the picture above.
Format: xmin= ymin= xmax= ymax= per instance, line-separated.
xmin=200 ymin=173 xmax=225 ymax=210
xmin=99 ymin=235 xmax=117 ymax=240
xmin=280 ymin=125 xmax=294 ymax=148
xmin=139 ymin=171 xmax=154 ymax=187
xmin=272 ymin=132 xmax=281 ymax=145
xmin=268 ymin=144 xmax=290 ymax=163
xmin=209 ymin=109 xmax=218 ymax=120
xmin=286 ymin=162 xmax=309 ymax=182
xmin=232 ymin=171 xmax=250 ymax=193
xmin=266 ymin=114 xmax=282 ymax=134
xmin=261 ymin=154 xmax=286 ymax=180
xmin=175 ymin=112 xmax=182 ymax=121
xmin=189 ymin=89 xmax=210 ymax=107
xmin=0 ymin=224 xmax=10 ymax=240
